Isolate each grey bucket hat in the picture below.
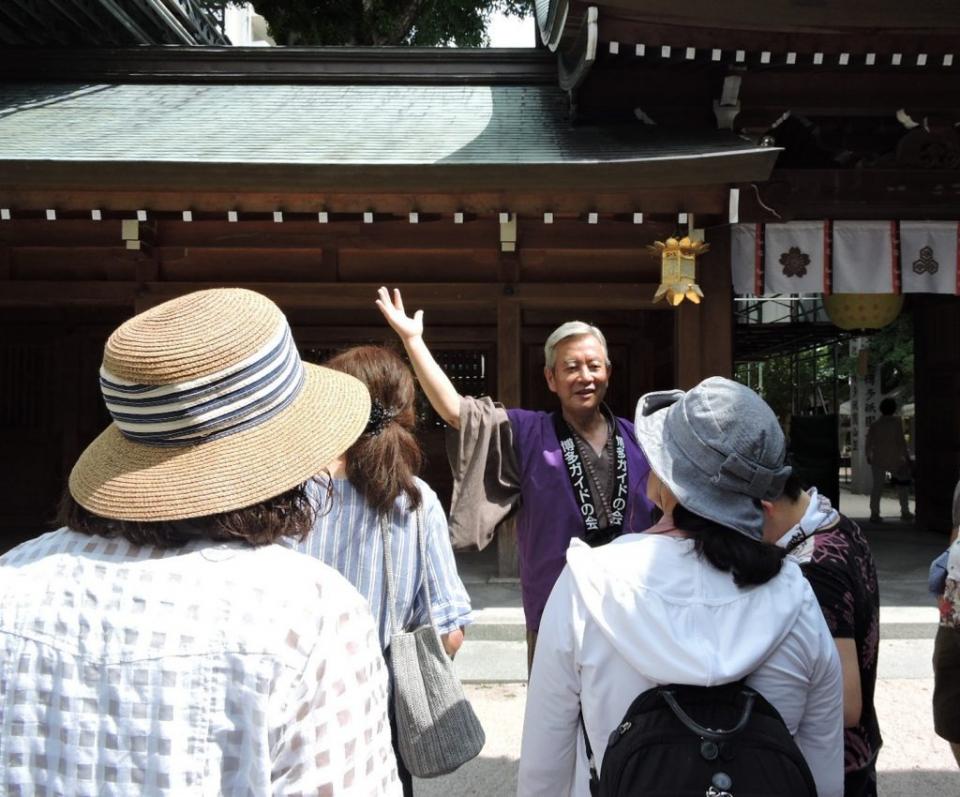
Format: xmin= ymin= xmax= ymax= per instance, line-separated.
xmin=634 ymin=376 xmax=791 ymax=540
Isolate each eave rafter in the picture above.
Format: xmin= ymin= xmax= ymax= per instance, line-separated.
xmin=0 ymin=0 xmax=229 ymax=46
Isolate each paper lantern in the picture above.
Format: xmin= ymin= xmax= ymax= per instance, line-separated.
xmin=823 ymin=293 xmax=904 ymax=330
xmin=649 ymin=236 xmax=710 ymax=306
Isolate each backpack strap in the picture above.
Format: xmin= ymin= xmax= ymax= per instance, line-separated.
xmin=579 ymin=710 xmax=600 ymax=797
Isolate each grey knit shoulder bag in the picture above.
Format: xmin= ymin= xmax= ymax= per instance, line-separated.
xmin=380 ymin=509 xmax=485 ymax=778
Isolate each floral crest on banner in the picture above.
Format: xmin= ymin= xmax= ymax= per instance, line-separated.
xmin=763 ymin=221 xmax=828 ymax=295
xmin=780 ymin=247 xmax=811 ymax=278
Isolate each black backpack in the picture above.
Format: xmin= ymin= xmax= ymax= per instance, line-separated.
xmin=583 ymin=681 xmax=819 ymax=797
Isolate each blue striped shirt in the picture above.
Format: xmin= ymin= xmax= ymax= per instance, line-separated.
xmin=285 ymin=476 xmax=473 ymax=652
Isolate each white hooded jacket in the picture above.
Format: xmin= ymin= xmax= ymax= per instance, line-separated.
xmin=518 ymin=531 xmax=844 ymax=797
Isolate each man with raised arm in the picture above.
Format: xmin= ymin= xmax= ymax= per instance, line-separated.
xmin=377 ymin=287 xmax=654 ymax=664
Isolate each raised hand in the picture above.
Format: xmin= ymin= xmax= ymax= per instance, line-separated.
xmin=374 ymin=286 xmax=462 ymax=427
xmin=376 ymin=286 xmax=423 ymax=342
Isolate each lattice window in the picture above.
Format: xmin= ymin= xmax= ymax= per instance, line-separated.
xmin=301 ymin=347 xmax=340 ymax=366
xmin=420 ymin=350 xmax=488 ymax=429
xmin=299 ymin=346 xmax=489 ymax=430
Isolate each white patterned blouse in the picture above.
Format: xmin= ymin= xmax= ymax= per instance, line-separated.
xmin=0 ymin=528 xmax=401 ymax=796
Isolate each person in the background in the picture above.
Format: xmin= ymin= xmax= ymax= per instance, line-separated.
xmin=286 ymin=345 xmax=473 ymax=797
xmin=865 ymin=398 xmax=913 ymax=523
xmin=933 ymin=478 xmax=960 ymax=768
xmin=0 ymin=289 xmax=400 ymax=795
xmin=376 ymin=287 xmax=654 ymax=669
xmin=763 ymin=474 xmax=882 ymax=796
xmin=518 ymin=377 xmax=843 ymax=797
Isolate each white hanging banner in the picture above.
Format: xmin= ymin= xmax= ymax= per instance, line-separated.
xmin=731 ymin=223 xmax=761 ymax=294
xmin=764 ymin=221 xmax=828 ymax=294
xmin=900 ymin=221 xmax=960 ymax=294
xmin=832 ymin=221 xmax=896 ymax=294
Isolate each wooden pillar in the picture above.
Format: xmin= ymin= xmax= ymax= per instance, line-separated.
xmin=496 ymin=297 xmax=521 ymax=578
xmin=674 ymin=227 xmax=734 ymax=389
xmin=914 ymin=295 xmax=960 ymax=535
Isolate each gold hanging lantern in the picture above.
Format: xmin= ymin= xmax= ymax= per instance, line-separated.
xmin=649 ymin=236 xmax=710 ymax=305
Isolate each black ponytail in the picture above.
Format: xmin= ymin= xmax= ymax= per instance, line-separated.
xmin=672 ymin=504 xmax=786 ymax=587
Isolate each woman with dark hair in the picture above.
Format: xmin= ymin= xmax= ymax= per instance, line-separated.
xmin=519 ymin=377 xmax=844 ymax=797
xmin=287 ymin=345 xmax=473 ymax=796
xmin=0 ymin=289 xmax=401 ymax=795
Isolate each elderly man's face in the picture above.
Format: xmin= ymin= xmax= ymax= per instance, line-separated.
xmin=544 ymin=334 xmax=610 ymax=416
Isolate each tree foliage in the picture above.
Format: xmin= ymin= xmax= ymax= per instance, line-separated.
xmin=736 ymin=345 xmax=851 ymax=426
xmin=864 ymin=309 xmax=914 ymax=391
xmin=734 ymin=308 xmax=914 ymax=425
xmin=251 ymin=0 xmax=532 ymax=46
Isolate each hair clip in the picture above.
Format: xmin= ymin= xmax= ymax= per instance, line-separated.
xmin=364 ymin=398 xmax=399 ymax=438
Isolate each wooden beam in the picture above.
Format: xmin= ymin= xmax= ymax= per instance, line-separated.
xmin=595 ymin=0 xmax=960 ymax=35
xmin=737 ymin=169 xmax=960 ymax=221
xmin=0 ymin=154 xmax=776 ymax=197
xmin=496 ymin=299 xmax=522 ymax=579
xmin=698 ymin=229 xmax=734 ymax=379
xmin=913 ymin=295 xmax=960 ymax=534
xmin=507 ymin=283 xmax=667 ymax=309
xmin=0 ymin=217 xmax=697 ymax=251
xmin=0 ymin=280 xmax=671 ymax=314
xmin=669 ymin=228 xmax=735 ymax=388
xmin=674 ymin=301 xmax=702 ymax=390
xmin=132 ymin=282 xmax=499 ymax=312
xmin=498 ymin=251 xmax=521 ymax=284
xmin=323 ymin=247 xmax=340 ymax=280
xmin=0 ymin=188 xmax=729 ymax=217
xmin=738 ymin=71 xmax=960 ymax=120
xmin=0 ymin=281 xmax=138 ymax=307
xmin=135 ymin=282 xmax=668 ymax=311
xmin=0 ymin=46 xmax=558 ymax=85
xmin=497 ymin=301 xmax=523 ymax=407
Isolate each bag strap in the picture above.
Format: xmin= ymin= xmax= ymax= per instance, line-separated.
xmin=580 ymin=710 xmax=600 ymax=796
xmin=379 ymin=506 xmax=436 ymax=636
xmin=379 ymin=513 xmax=401 ymax=635
xmin=414 ymin=505 xmax=436 ymax=624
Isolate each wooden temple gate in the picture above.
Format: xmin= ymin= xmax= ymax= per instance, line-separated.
xmin=0 ymin=208 xmax=735 ymax=569
xmin=4 ymin=0 xmax=960 ymax=567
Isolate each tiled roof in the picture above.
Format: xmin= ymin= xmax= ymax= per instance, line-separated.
xmin=0 ymin=82 xmax=767 ymax=167
xmin=0 ymin=82 xmax=778 ymax=195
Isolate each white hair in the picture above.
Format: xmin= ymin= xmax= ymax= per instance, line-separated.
xmin=543 ymin=321 xmax=610 ymax=369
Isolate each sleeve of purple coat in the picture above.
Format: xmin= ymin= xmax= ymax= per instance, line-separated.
xmin=444 ymin=395 xmax=522 ymax=551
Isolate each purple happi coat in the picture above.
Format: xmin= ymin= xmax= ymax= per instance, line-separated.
xmin=507 ymin=408 xmax=654 ymax=632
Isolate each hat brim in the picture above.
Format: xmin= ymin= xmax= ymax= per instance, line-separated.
xmin=633 ymin=391 xmax=685 ymax=505
xmin=69 ymin=363 xmax=370 ymax=522
xmin=633 ymin=392 xmax=764 ymax=540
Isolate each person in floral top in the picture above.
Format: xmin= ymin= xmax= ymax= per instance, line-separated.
xmin=933 ymin=479 xmax=960 ymax=767
xmin=763 ymin=474 xmax=882 ymax=796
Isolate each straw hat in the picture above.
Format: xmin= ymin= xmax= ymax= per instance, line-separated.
xmin=69 ymin=288 xmax=370 ymax=521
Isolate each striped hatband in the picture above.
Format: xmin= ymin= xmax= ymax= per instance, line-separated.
xmin=100 ymin=323 xmax=305 ymax=446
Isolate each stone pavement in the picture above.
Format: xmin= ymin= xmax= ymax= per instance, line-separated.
xmin=414 ymin=488 xmax=960 ymax=796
